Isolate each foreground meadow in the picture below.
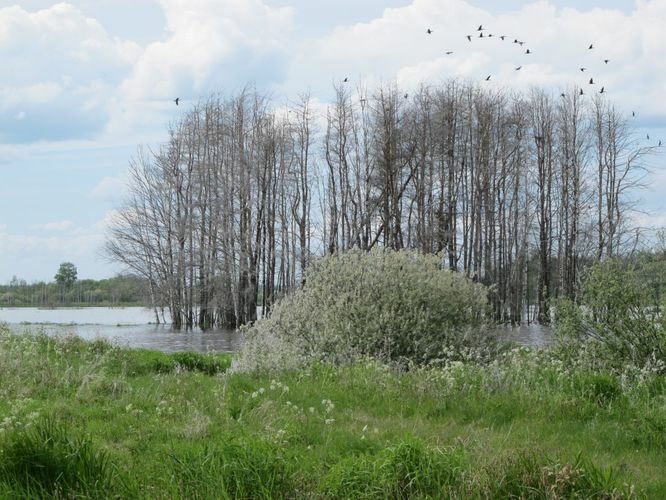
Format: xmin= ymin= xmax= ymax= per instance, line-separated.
xmin=0 ymin=328 xmax=664 ymax=498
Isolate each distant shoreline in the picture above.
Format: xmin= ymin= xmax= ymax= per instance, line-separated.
xmin=0 ymin=303 xmax=146 ymax=309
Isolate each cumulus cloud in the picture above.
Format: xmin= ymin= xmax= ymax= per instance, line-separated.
xmin=0 ymin=2 xmax=140 ymax=143
xmin=101 ymin=0 xmax=295 ymax=140
xmin=119 ymin=0 xmax=293 ymax=100
xmin=290 ymin=0 xmax=666 ymax=117
xmin=1 ymin=0 xmax=665 ymax=281
xmin=88 ymin=176 xmax=127 ymax=202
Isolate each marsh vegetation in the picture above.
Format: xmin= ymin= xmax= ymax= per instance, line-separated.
xmin=1 ymin=250 xmax=665 ymax=498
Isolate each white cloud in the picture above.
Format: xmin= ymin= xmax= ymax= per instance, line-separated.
xmin=101 ymin=0 xmax=295 ymax=141
xmin=119 ymin=0 xmax=294 ymax=101
xmin=36 ymin=220 xmax=75 ymax=232
xmin=1 ymin=0 xmax=666 ymax=281
xmin=634 ymin=212 xmax=666 ymax=230
xmin=1 ymin=227 xmax=95 ymax=254
xmin=0 ymin=3 xmax=141 ymax=70
xmin=0 ymin=82 xmax=63 ymax=111
xmin=96 ymin=209 xmax=121 ymax=230
xmin=0 ymin=2 xmax=140 ymax=142
xmin=89 ymin=176 xmax=127 ymax=202
xmin=0 ymin=214 xmax=117 ymax=281
xmin=291 ymin=0 xmax=666 ymax=117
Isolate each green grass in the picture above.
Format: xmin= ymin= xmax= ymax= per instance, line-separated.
xmin=0 ymin=418 xmax=133 ymax=498
xmin=0 ymin=328 xmax=663 ymax=498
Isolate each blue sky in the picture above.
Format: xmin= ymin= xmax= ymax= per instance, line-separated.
xmin=0 ymin=0 xmax=664 ymax=282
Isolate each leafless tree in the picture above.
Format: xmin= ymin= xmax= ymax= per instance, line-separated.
xmin=107 ymin=81 xmax=649 ymax=328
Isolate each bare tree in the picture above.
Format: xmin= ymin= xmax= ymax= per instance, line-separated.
xmin=107 ymin=82 xmax=649 ymax=329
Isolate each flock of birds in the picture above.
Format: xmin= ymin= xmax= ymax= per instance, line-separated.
xmin=432 ymin=24 xmax=612 ymax=96
xmin=424 ymin=24 xmax=662 ymax=147
xmin=170 ymin=22 xmax=662 ymax=148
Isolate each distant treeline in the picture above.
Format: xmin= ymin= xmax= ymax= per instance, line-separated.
xmin=106 ymin=81 xmax=662 ymax=329
xmin=0 ymin=275 xmax=148 ymax=307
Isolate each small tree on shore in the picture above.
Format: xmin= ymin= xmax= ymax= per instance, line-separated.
xmin=55 ymin=262 xmax=77 ymax=290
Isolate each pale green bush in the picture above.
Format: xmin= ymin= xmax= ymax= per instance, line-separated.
xmin=237 ymin=249 xmax=492 ymax=371
xmin=554 ymin=258 xmax=666 ymax=373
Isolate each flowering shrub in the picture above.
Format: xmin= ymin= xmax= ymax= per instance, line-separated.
xmin=238 ymin=248 xmax=492 ymax=371
xmin=554 ymin=259 xmax=666 ymax=373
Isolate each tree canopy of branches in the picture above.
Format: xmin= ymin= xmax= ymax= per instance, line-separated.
xmin=107 ymin=81 xmax=654 ymax=329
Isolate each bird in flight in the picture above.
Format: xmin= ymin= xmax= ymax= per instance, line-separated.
xmin=588 ymin=43 xmax=594 ymax=49
xmin=445 ymin=51 xmax=454 ymax=55
xmin=427 ymin=28 xmax=433 ymax=34
xmin=466 ymin=35 xmax=472 ymax=41
xmin=174 ymin=97 xmax=180 ymax=106
xmin=500 ymin=35 xmax=506 ymax=40
xmin=604 ymin=59 xmax=610 ymax=64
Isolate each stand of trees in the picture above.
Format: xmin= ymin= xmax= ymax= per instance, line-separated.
xmin=106 ymin=81 xmax=657 ymax=329
xmin=0 ymin=274 xmax=147 ymax=307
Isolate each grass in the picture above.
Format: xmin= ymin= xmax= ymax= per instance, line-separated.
xmin=0 ymin=328 xmax=664 ymax=498
xmin=0 ymin=418 xmax=132 ymax=498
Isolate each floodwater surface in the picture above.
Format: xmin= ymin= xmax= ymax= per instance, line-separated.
xmin=0 ymin=307 xmax=241 ymax=353
xmin=0 ymin=307 xmax=554 ymax=352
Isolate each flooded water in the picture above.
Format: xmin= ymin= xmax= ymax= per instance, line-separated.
xmin=493 ymin=323 xmax=554 ymax=348
xmin=0 ymin=307 xmax=241 ymax=353
xmin=0 ymin=307 xmax=554 ymax=353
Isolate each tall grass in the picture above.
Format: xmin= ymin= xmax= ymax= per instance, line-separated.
xmin=0 ymin=326 xmax=663 ymax=497
xmin=0 ymin=419 xmax=132 ymax=498
xmin=168 ymin=438 xmax=293 ymax=499
xmin=322 ymin=444 xmax=631 ymax=499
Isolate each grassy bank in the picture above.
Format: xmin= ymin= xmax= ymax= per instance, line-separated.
xmin=0 ymin=328 xmax=664 ymax=498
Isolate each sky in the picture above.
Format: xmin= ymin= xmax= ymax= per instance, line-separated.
xmin=0 ymin=0 xmax=665 ymax=282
